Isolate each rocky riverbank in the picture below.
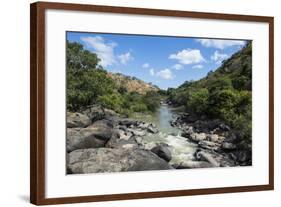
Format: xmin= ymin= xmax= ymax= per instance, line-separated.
xmin=170 ymin=113 xmax=252 ymax=167
xmin=66 ymin=105 xmax=173 ymax=174
xmin=66 ymin=105 xmax=251 ymax=174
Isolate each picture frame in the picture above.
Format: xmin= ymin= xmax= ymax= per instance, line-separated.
xmin=30 ymin=1 xmax=274 ymax=205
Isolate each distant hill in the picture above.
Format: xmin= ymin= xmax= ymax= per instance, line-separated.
xmin=108 ymin=72 xmax=159 ymax=95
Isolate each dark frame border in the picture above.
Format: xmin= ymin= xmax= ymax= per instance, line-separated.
xmin=30 ymin=1 xmax=274 ymax=205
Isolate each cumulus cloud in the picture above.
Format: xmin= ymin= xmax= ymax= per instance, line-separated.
xmin=149 ymin=68 xmax=155 ymax=76
xmin=81 ymin=36 xmax=117 ymax=67
xmin=169 ymin=49 xmax=205 ymax=65
xmin=192 ymin=64 xmax=203 ymax=69
xmin=156 ymin=68 xmax=174 ymax=80
xmin=196 ymin=39 xmax=246 ymax=49
xmin=172 ymin=64 xmax=183 ymax=70
xmin=211 ymin=51 xmax=228 ymax=64
xmin=118 ymin=52 xmax=133 ymax=64
xmin=142 ymin=63 xmax=150 ymax=68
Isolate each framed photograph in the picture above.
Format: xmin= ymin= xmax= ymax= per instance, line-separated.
xmin=30 ymin=2 xmax=274 ymax=205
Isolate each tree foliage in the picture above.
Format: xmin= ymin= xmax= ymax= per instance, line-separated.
xmin=66 ymin=41 xmax=161 ymax=115
xmin=168 ymin=42 xmax=252 ymax=143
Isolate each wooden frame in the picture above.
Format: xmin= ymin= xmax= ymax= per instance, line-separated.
xmin=30 ymin=1 xmax=274 ymax=205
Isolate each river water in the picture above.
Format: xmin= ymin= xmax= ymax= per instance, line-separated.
xmin=133 ymin=104 xmax=198 ymax=165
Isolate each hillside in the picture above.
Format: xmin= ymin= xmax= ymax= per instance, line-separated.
xmin=66 ymin=41 xmax=161 ymax=115
xmin=168 ymin=42 xmax=252 ymax=104
xmin=108 ymin=72 xmax=159 ymax=94
xmin=168 ymin=42 xmax=252 ymax=146
xmin=196 ymin=41 xmax=252 ymax=91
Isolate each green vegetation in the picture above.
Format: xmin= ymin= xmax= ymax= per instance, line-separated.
xmin=168 ymin=42 xmax=252 ymax=144
xmin=67 ymin=39 xmax=252 ymax=145
xmin=66 ymin=41 xmax=161 ymax=116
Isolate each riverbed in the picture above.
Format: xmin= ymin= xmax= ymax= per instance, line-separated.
xmin=132 ymin=104 xmax=198 ymax=166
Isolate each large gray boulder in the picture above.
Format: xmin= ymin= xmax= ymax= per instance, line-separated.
xmin=88 ymin=119 xmax=115 ymax=131
xmin=151 ymin=144 xmax=172 ymax=162
xmin=66 ymin=120 xmax=114 ymax=152
xmin=67 ymin=112 xmax=91 ymax=128
xmin=81 ymin=105 xmax=105 ymax=122
xmin=67 ymin=148 xmax=173 ymax=174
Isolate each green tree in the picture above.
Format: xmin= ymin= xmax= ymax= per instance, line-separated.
xmin=66 ymin=41 xmax=115 ymax=111
xmin=186 ymin=88 xmax=209 ymax=115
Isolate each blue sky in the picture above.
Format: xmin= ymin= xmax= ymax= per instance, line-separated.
xmin=67 ymin=32 xmax=247 ymax=89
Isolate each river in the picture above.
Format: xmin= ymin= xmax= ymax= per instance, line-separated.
xmin=132 ymin=104 xmax=198 ymax=166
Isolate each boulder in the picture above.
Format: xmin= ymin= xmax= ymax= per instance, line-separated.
xmin=195 ymin=151 xmax=220 ymax=167
xmin=221 ymin=142 xmax=237 ymax=150
xmin=151 ymin=144 xmax=172 ymax=162
xmin=104 ymin=108 xmax=117 ymax=117
xmin=181 ymin=126 xmax=194 ymax=138
xmin=67 ymin=112 xmax=91 ymax=128
xmin=198 ymin=140 xmax=220 ymax=151
xmin=86 ymin=120 xmax=114 ymax=138
xmin=188 ymin=132 xmax=207 ymax=142
xmin=127 ymin=128 xmax=146 ymax=137
xmin=66 ymin=127 xmax=112 ymax=152
xmin=118 ymin=129 xmax=133 ymax=140
xmin=147 ymin=126 xmax=159 ymax=134
xmin=135 ymin=136 xmax=144 ymax=145
xmin=66 ymin=120 xmax=114 ymax=152
xmin=81 ymin=105 xmax=105 ymax=122
xmin=206 ymin=134 xmax=219 ymax=142
xmin=106 ymin=137 xmax=139 ymax=150
xmin=119 ymin=119 xmax=138 ymax=127
xmin=67 ymin=148 xmax=173 ymax=174
xmin=138 ymin=122 xmax=150 ymax=129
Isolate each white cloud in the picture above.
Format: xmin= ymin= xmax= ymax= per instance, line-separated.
xmin=172 ymin=64 xmax=183 ymax=70
xmin=211 ymin=50 xmax=228 ymax=64
xmin=196 ymin=39 xmax=245 ymax=49
xmin=149 ymin=68 xmax=155 ymax=76
xmin=118 ymin=52 xmax=133 ymax=65
xmin=169 ymin=49 xmax=205 ymax=65
xmin=142 ymin=63 xmax=150 ymax=68
xmin=156 ymin=68 xmax=174 ymax=80
xmin=192 ymin=64 xmax=203 ymax=69
xmin=81 ymin=36 xmax=117 ymax=67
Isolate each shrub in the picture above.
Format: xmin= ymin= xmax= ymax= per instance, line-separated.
xmin=186 ymin=88 xmax=209 ymax=115
xmin=97 ymin=93 xmax=124 ymax=113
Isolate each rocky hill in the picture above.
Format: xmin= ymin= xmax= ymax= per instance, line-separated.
xmin=108 ymin=72 xmax=159 ymax=94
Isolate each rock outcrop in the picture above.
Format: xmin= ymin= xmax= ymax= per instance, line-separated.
xmin=151 ymin=144 xmax=172 ymax=162
xmin=67 ymin=148 xmax=173 ymax=174
xmin=67 ymin=112 xmax=91 ymax=128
